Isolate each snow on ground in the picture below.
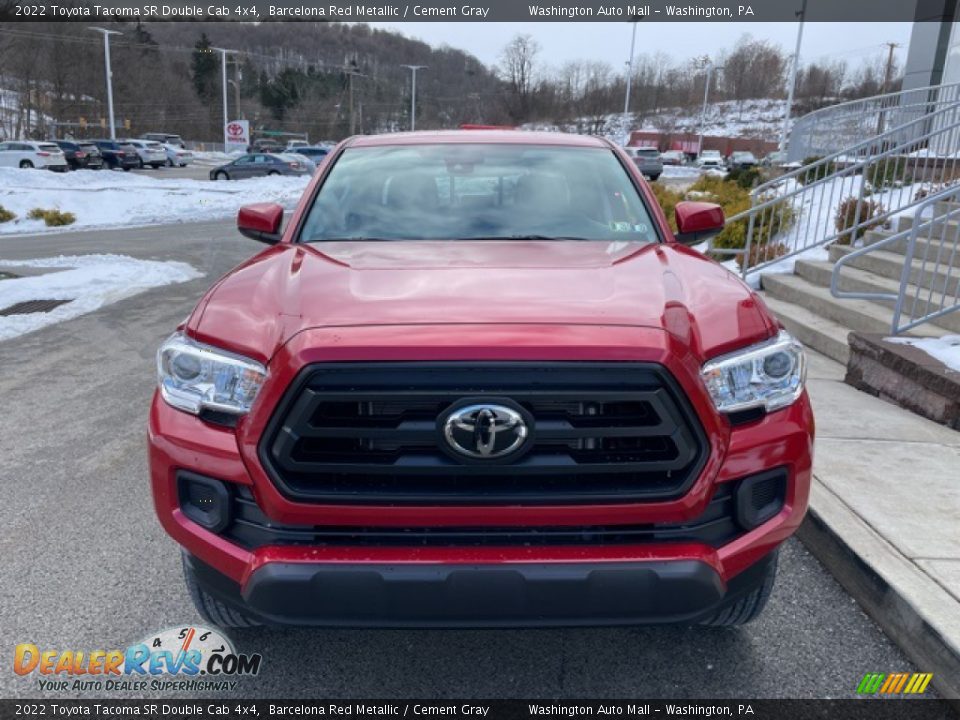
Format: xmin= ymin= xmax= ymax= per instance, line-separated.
xmin=0 ymin=254 xmax=202 ymax=341
xmin=0 ymin=168 xmax=310 ymax=235
xmin=886 ymin=335 xmax=960 ymax=372
xmin=661 ymin=165 xmax=703 ymax=178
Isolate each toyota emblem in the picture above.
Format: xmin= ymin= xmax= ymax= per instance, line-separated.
xmin=441 ymin=402 xmax=530 ymax=460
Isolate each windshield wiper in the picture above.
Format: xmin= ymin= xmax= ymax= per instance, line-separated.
xmin=305 ymin=237 xmax=399 ymax=243
xmin=464 ymin=235 xmax=595 ymax=242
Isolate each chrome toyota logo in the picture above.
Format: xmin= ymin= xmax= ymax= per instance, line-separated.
xmin=442 ymin=403 xmax=529 ymax=460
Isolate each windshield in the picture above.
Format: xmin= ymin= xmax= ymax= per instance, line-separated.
xmin=300 ymin=144 xmax=658 ymax=244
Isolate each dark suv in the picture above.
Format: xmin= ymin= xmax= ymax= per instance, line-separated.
xmin=52 ymin=140 xmax=104 ymax=170
xmin=92 ymin=139 xmax=139 ymax=171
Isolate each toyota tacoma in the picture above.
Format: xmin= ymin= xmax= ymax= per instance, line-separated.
xmin=149 ymin=130 xmax=813 ymax=628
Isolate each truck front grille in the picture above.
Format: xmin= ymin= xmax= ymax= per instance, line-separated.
xmin=259 ymin=363 xmax=708 ymax=505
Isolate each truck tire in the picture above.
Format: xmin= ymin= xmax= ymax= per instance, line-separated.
xmin=699 ymin=550 xmax=778 ymax=626
xmin=182 ymin=554 xmax=261 ymax=629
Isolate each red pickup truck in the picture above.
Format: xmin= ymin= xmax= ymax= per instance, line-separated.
xmin=149 ymin=130 xmax=813 ymax=628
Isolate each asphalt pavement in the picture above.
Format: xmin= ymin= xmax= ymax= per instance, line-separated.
xmin=0 ymin=220 xmax=945 ymax=701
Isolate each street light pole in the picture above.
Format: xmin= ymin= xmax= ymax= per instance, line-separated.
xmin=780 ymin=0 xmax=808 ymax=153
xmin=623 ymin=21 xmax=638 ymax=115
xmin=87 ymin=27 xmax=122 ymax=140
xmin=401 ymin=65 xmax=427 ymax=131
xmin=697 ymin=62 xmax=721 ymax=156
xmin=212 ymin=47 xmax=234 ymax=149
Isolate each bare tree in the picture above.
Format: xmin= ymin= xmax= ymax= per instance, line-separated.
xmin=498 ymin=34 xmax=540 ymax=123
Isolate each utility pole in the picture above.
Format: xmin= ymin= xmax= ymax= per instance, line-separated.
xmin=211 ymin=47 xmax=234 ymax=148
xmin=881 ymin=42 xmax=901 ymax=93
xmin=344 ymin=60 xmax=362 ymax=135
xmin=779 ymin=0 xmax=807 ymax=153
xmin=87 ymin=27 xmax=122 ymax=140
xmin=623 ymin=21 xmax=638 ymax=115
xmin=401 ymin=65 xmax=427 ymax=131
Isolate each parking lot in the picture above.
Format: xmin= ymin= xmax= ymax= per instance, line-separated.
xmin=0 ymin=217 xmax=939 ymax=701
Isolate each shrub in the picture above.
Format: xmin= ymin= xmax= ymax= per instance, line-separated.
xmin=648 ymin=182 xmax=683 ymax=232
xmin=798 ymin=156 xmax=836 ymax=185
xmin=726 ymin=166 xmax=762 ymax=190
xmin=744 ymin=241 xmax=789 ymax=269
xmin=0 ymin=205 xmax=14 ymax=223
xmin=834 ymin=196 xmax=884 ymax=244
xmin=27 ymin=208 xmax=76 ymax=227
xmin=865 ymin=157 xmax=915 ymax=191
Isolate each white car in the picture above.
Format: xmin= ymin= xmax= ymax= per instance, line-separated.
xmin=162 ymin=143 xmax=194 ymax=167
xmin=696 ymin=150 xmax=725 ymax=169
xmin=0 ymin=140 xmax=69 ymax=171
xmin=124 ymin=139 xmax=167 ymax=169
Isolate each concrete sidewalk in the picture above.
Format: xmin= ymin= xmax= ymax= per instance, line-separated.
xmin=799 ymin=350 xmax=960 ymax=699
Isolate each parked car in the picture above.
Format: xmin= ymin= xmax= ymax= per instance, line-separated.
xmin=209 ymin=153 xmax=311 ymax=180
xmin=660 ymin=150 xmax=685 ymax=166
xmin=247 ymin=139 xmax=284 ymax=153
xmin=151 ymin=130 xmax=812 ymax=629
xmin=285 ymin=140 xmax=309 ymax=150
xmin=761 ymin=151 xmax=789 ymax=168
xmin=624 ymin=146 xmax=663 ymax=181
xmin=727 ymin=151 xmax=758 ymax=170
xmin=284 ymin=152 xmax=317 ymax=174
xmin=696 ymin=149 xmax=725 ymax=169
xmin=52 ymin=140 xmax=103 ymax=170
xmin=0 ymin=140 xmax=68 ymax=171
xmin=162 ymin=143 xmax=194 ymax=167
xmin=289 ymin=145 xmax=331 ymax=163
xmin=125 ymin=139 xmax=167 ymax=169
xmin=92 ymin=140 xmax=139 ymax=171
xmin=141 ymin=132 xmax=185 ymax=149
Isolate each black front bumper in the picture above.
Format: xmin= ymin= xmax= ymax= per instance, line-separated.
xmin=185 ymin=550 xmax=774 ymax=628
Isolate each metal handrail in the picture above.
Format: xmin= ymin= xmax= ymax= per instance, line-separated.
xmin=831 ymin=185 xmax=960 ymax=333
xmin=788 ymin=82 xmax=960 ymax=162
xmin=722 ymin=97 xmax=960 ymax=279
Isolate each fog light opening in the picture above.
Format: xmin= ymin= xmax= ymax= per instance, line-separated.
xmin=735 ymin=469 xmax=787 ymax=530
xmin=177 ymin=471 xmax=232 ymax=533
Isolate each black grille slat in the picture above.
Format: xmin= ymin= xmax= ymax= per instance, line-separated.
xmin=259 ymin=363 xmax=708 ymax=505
xmin=224 ymin=484 xmax=738 ymax=549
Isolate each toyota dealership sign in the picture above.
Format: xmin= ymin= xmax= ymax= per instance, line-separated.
xmin=225 ymin=120 xmax=250 ymax=153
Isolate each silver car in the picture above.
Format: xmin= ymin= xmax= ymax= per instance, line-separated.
xmin=125 ymin=140 xmax=167 ymax=169
xmin=624 ymin=146 xmax=663 ymax=181
xmin=209 ymin=153 xmax=312 ymax=180
xmin=162 ymin=143 xmax=194 ymax=167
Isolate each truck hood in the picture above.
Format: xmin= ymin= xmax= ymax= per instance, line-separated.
xmin=190 ymin=240 xmax=778 ymax=364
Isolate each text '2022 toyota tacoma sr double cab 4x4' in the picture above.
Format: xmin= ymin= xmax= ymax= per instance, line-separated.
xmin=149 ymin=130 xmax=813 ymax=628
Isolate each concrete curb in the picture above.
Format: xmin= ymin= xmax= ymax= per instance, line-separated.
xmin=800 ymin=478 xmax=960 ymax=701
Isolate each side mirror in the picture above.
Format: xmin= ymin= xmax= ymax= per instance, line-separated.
xmin=674 ymin=201 xmax=725 ymax=246
xmin=237 ymin=203 xmax=283 ymax=244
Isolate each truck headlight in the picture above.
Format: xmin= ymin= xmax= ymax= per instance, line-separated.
xmin=157 ymin=333 xmax=267 ymax=416
xmin=700 ymin=330 xmax=806 ymax=414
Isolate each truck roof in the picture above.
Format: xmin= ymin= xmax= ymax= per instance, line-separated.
xmin=348 ymin=130 xmax=611 ymax=149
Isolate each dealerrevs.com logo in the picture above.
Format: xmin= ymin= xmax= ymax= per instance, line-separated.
xmin=14 ymin=625 xmax=262 ymax=693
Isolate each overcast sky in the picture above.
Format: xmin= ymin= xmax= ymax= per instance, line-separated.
xmin=368 ymin=22 xmax=913 ymax=70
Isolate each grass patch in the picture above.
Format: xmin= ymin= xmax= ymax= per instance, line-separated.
xmin=27 ymin=208 xmax=76 ymax=227
xmin=0 ymin=205 xmax=15 ymax=223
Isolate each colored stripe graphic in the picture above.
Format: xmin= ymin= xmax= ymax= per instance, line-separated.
xmin=857 ymin=672 xmax=933 ymax=694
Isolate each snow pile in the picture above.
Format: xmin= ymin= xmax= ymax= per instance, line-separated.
xmin=886 ymin=335 xmax=960 ymax=373
xmin=0 ymin=254 xmax=202 ymax=341
xmin=0 ymin=168 xmax=310 ymax=235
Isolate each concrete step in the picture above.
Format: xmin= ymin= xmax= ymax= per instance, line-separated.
xmin=861 ymin=228 xmax=960 ymax=258
xmin=828 ymin=244 xmax=960 ymax=296
xmin=794 ymin=260 xmax=960 ymax=334
xmin=760 ymin=272 xmax=950 ymax=338
xmin=759 ymin=293 xmax=852 ymax=364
